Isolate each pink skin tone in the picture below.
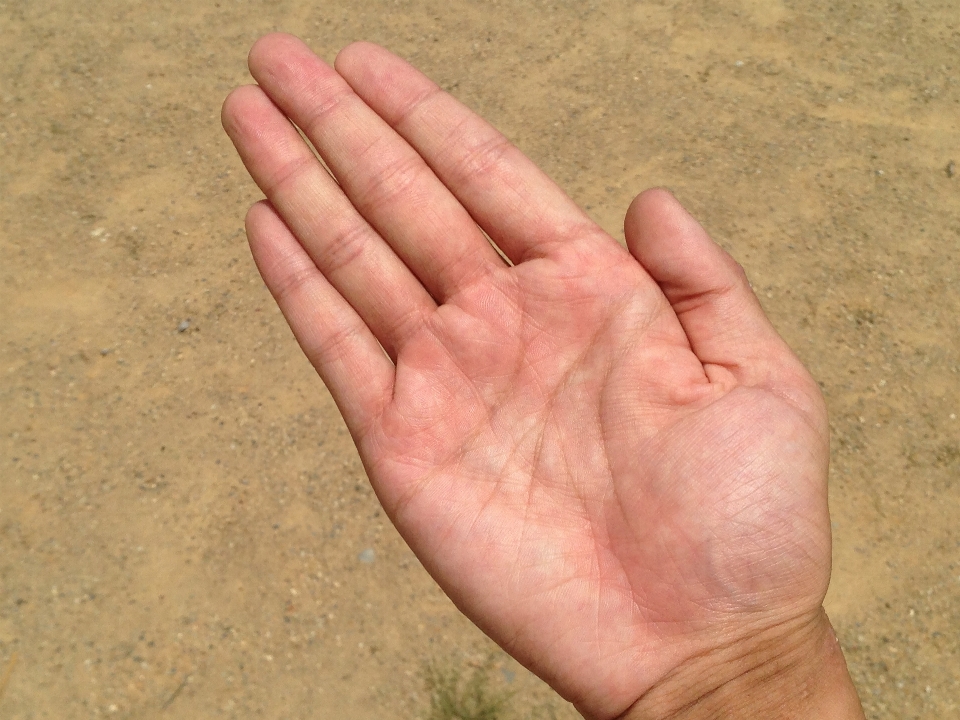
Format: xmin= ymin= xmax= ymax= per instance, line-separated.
xmin=222 ymin=34 xmax=861 ymax=719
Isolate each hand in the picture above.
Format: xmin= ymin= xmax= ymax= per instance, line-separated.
xmin=222 ymin=34 xmax=863 ymax=719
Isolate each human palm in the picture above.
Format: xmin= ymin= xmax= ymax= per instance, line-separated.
xmin=223 ymin=34 xmax=833 ymax=719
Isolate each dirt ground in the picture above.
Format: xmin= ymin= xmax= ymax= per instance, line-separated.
xmin=1 ymin=0 xmax=958 ymax=717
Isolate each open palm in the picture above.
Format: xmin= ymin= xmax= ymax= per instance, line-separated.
xmin=223 ymin=35 xmax=833 ymax=719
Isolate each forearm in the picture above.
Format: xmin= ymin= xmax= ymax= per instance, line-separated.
xmin=619 ymin=609 xmax=865 ymax=720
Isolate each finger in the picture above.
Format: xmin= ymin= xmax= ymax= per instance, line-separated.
xmin=247 ymin=33 xmax=504 ymax=301
xmin=334 ymin=41 xmax=609 ymax=264
xmin=222 ymin=83 xmax=435 ymax=360
xmin=245 ymin=200 xmax=394 ymax=438
xmin=624 ymin=189 xmax=819 ymax=403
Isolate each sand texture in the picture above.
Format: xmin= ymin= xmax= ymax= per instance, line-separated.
xmin=1 ymin=0 xmax=958 ymax=717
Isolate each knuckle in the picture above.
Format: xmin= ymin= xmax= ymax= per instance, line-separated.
xmin=393 ymin=84 xmax=442 ymax=129
xmin=353 ymin=152 xmax=426 ymax=213
xmin=314 ymin=322 xmax=360 ymax=361
xmin=262 ymin=153 xmax=316 ymax=197
xmin=453 ymin=132 xmax=512 ymax=182
xmin=301 ymin=85 xmax=354 ymax=134
xmin=324 ymin=221 xmax=371 ymax=275
xmin=272 ymin=262 xmax=316 ymax=306
xmin=390 ymin=302 xmax=429 ymax=347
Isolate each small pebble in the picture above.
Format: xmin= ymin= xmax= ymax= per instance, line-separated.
xmin=358 ymin=548 xmax=375 ymax=564
xmin=177 ymin=319 xmax=190 ymax=333
xmin=947 ymin=160 xmax=956 ymax=178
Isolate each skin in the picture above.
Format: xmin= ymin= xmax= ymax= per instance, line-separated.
xmin=221 ymin=34 xmax=864 ymax=719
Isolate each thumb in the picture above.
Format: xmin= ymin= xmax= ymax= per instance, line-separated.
xmin=625 ymin=188 xmax=823 ymax=420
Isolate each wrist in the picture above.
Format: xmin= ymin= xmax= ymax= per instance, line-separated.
xmin=619 ymin=609 xmax=865 ymax=720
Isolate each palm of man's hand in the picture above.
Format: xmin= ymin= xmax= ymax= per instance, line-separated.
xmin=223 ymin=35 xmax=832 ymax=719
xmin=370 ymin=238 xmax=830 ymax=715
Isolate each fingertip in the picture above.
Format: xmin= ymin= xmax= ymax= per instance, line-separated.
xmin=244 ymin=200 xmax=304 ymax=291
xmin=249 ymin=32 xmax=302 ymax=62
xmin=248 ymin=33 xmax=314 ymax=81
xmin=334 ymin=40 xmax=382 ymax=74
xmin=244 ymin=198 xmax=273 ymax=228
xmin=221 ymin=84 xmax=258 ymax=135
xmin=626 ymin=186 xmax=676 ymax=215
xmin=247 ymin=33 xmax=276 ymax=72
xmin=626 ymin=186 xmax=738 ymax=313
xmin=220 ymin=85 xmax=287 ymax=162
xmin=244 ymin=200 xmax=274 ymax=252
xmin=335 ymin=43 xmax=441 ymax=131
xmin=627 ymin=186 xmax=677 ymax=216
xmin=624 ymin=187 xmax=749 ymax=295
xmin=624 ymin=187 xmax=706 ymax=258
xmin=220 ymin=87 xmax=240 ymax=133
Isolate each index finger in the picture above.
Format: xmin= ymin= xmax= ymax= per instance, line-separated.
xmin=334 ymin=42 xmax=610 ymax=265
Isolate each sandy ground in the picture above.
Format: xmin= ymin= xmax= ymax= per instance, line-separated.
xmin=1 ymin=0 xmax=958 ymax=717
